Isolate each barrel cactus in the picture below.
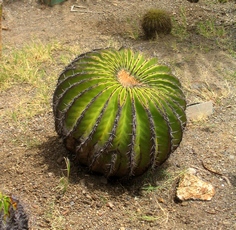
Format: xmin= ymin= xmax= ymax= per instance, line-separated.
xmin=141 ymin=9 xmax=172 ymax=39
xmin=0 ymin=192 xmax=28 ymax=230
xmin=53 ymin=48 xmax=186 ymax=178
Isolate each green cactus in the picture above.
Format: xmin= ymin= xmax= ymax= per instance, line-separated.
xmin=0 ymin=192 xmax=28 ymax=230
xmin=53 ymin=48 xmax=186 ymax=178
xmin=141 ymin=9 xmax=172 ymax=39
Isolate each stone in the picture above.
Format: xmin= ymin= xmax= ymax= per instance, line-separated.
xmin=119 ymin=227 xmax=126 ymax=230
xmin=176 ymin=173 xmax=215 ymax=201
xmin=186 ymin=101 xmax=213 ymax=121
xmin=186 ymin=167 xmax=197 ymax=175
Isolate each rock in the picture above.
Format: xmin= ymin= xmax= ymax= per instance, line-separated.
xmin=176 ymin=173 xmax=215 ymax=201
xmin=186 ymin=167 xmax=197 ymax=175
xmin=106 ymin=202 xmax=114 ymax=209
xmin=186 ymin=101 xmax=213 ymax=121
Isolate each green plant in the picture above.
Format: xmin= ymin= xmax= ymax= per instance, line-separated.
xmin=142 ymin=169 xmax=186 ymax=193
xmin=57 ymin=157 xmax=71 ymax=194
xmin=0 ymin=193 xmax=11 ymax=222
xmin=217 ymin=0 xmax=228 ymax=3
xmin=53 ymin=48 xmax=186 ymax=178
xmin=124 ymin=17 xmax=141 ymax=40
xmin=171 ymin=7 xmax=189 ymax=40
xmin=139 ymin=215 xmax=159 ymax=222
xmin=196 ymin=19 xmax=226 ymax=40
xmin=141 ymin=9 xmax=172 ymax=39
xmin=0 ymin=192 xmax=28 ymax=229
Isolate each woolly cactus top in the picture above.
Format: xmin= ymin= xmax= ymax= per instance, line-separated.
xmin=53 ymin=48 xmax=186 ymax=177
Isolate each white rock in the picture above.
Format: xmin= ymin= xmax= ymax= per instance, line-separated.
xmin=186 ymin=101 xmax=213 ymax=120
xmin=186 ymin=167 xmax=197 ymax=175
xmin=176 ymin=173 xmax=215 ymax=201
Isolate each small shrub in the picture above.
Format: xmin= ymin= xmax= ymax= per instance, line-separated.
xmin=53 ymin=48 xmax=186 ymax=178
xmin=141 ymin=9 xmax=172 ymax=39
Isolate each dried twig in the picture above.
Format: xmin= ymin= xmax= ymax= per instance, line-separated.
xmin=154 ymin=196 xmax=169 ymax=224
xmin=201 ymin=160 xmax=222 ymax=176
xmin=70 ymin=5 xmax=103 ymax=14
xmin=73 ymin=5 xmax=87 ymax=9
xmin=74 ymin=10 xmax=103 ymax=14
xmin=221 ymin=176 xmax=232 ymax=187
xmin=201 ymin=160 xmax=232 ymax=186
xmin=204 ymin=209 xmax=216 ymax=214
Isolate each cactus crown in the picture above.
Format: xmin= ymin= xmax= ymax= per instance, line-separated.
xmin=141 ymin=9 xmax=172 ymax=39
xmin=53 ymin=48 xmax=186 ymax=178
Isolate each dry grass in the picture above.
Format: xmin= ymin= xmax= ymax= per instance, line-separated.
xmin=0 ymin=41 xmax=60 ymax=124
xmin=44 ymin=200 xmax=66 ymax=230
xmin=0 ymin=40 xmax=80 ymax=148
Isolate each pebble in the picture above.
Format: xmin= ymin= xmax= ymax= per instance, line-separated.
xmin=86 ymin=194 xmax=93 ymax=200
xmin=181 ymin=202 xmax=188 ymax=206
xmin=186 ymin=167 xmax=197 ymax=175
xmin=106 ymin=202 xmax=114 ymax=209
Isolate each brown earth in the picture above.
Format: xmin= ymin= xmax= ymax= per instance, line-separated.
xmin=1 ymin=0 xmax=236 ymax=229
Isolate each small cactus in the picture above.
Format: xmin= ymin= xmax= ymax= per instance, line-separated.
xmin=187 ymin=0 xmax=199 ymax=2
xmin=53 ymin=48 xmax=186 ymax=178
xmin=141 ymin=9 xmax=172 ymax=39
xmin=0 ymin=192 xmax=28 ymax=230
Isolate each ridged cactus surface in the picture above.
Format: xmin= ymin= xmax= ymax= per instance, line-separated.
xmin=53 ymin=48 xmax=186 ymax=177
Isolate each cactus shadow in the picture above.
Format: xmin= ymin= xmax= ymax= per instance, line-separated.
xmin=39 ymin=136 xmax=173 ymax=196
xmin=38 ymin=136 xmax=71 ymax=178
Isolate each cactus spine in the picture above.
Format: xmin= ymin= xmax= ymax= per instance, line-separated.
xmin=53 ymin=48 xmax=186 ymax=178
